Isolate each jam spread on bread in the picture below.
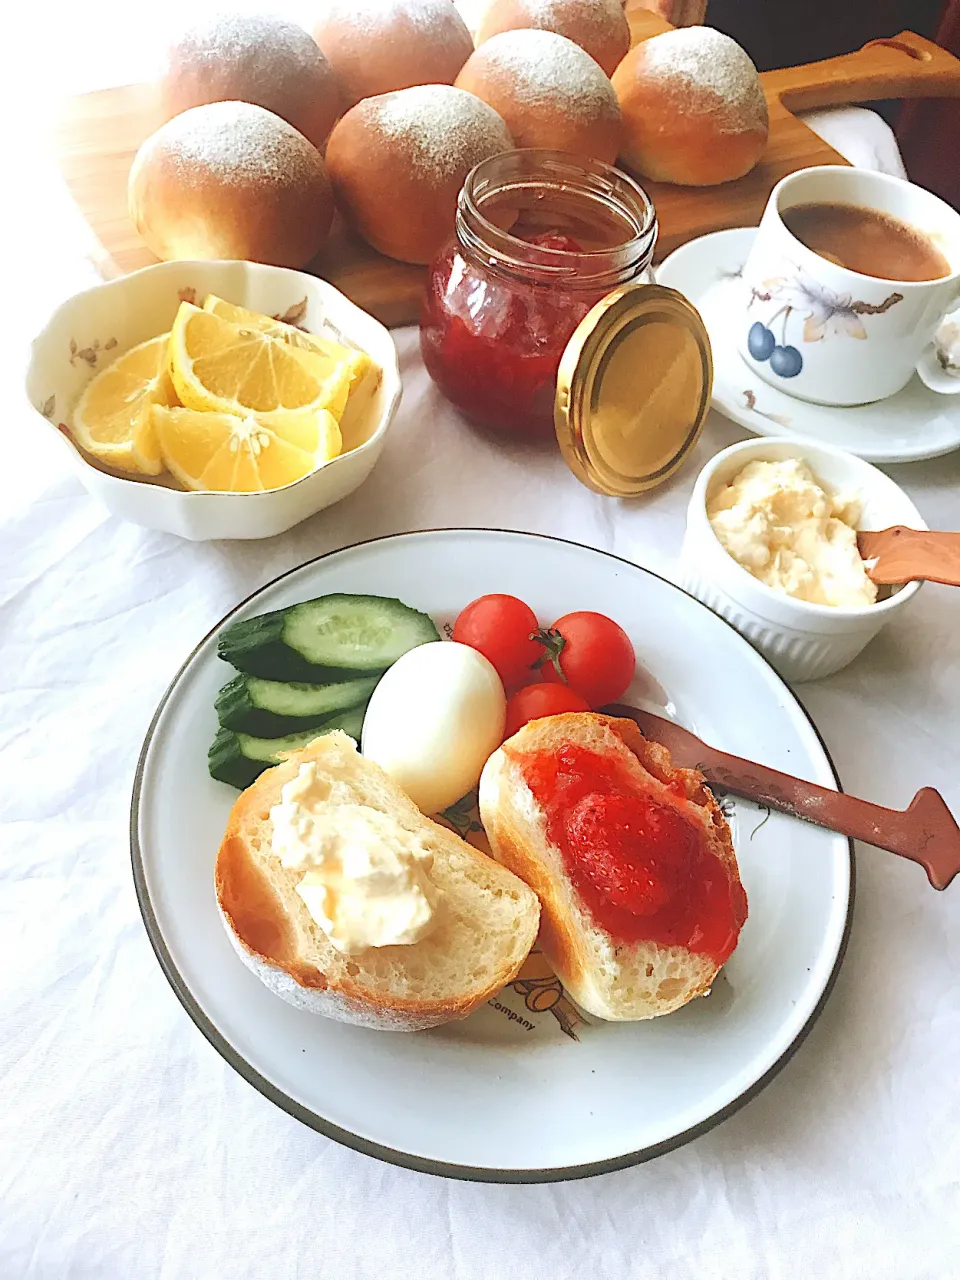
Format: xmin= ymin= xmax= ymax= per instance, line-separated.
xmin=519 ymin=743 xmax=747 ymax=963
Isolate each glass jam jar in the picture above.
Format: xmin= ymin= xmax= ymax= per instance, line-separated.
xmin=420 ymin=150 xmax=659 ymax=443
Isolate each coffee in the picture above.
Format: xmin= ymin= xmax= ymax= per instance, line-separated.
xmin=781 ymin=202 xmax=950 ymax=282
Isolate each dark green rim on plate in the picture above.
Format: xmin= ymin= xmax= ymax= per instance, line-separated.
xmin=129 ymin=528 xmax=855 ymax=1184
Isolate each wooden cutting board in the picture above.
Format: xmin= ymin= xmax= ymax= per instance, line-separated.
xmin=53 ymin=12 xmax=960 ymax=327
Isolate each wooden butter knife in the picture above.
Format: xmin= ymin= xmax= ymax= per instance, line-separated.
xmin=604 ymin=704 xmax=960 ymax=890
xmin=857 ymin=527 xmax=960 ymax=586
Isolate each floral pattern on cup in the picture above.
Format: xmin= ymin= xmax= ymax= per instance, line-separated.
xmin=746 ymin=266 xmax=904 ymax=380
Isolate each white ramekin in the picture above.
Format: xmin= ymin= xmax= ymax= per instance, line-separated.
xmin=679 ymin=436 xmax=927 ymax=682
xmin=24 ymin=260 xmax=402 ymax=541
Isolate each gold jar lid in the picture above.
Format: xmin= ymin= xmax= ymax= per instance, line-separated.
xmin=554 ymin=284 xmax=713 ymax=497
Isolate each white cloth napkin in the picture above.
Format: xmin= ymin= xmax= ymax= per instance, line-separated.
xmin=2 ymin=66 xmax=959 ymax=1280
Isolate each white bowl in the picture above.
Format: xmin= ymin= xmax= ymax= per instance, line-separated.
xmin=679 ymin=437 xmax=927 ymax=682
xmin=24 ymin=260 xmax=402 ymax=540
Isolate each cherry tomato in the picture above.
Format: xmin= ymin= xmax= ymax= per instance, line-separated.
xmin=504 ymin=683 xmax=591 ymax=739
xmin=452 ymin=594 xmax=541 ymax=693
xmin=537 ymin=611 xmax=635 ymax=708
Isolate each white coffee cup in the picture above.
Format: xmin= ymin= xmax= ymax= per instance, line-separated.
xmin=739 ymin=166 xmax=960 ymax=406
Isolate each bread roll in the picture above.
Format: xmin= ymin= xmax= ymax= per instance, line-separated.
xmin=312 ymin=0 xmax=474 ymax=112
xmin=474 ymin=0 xmax=630 ymax=76
xmin=612 ymin=27 xmax=769 ymax=186
xmin=159 ymin=14 xmax=341 ymax=151
xmin=129 ymin=102 xmax=334 ymax=269
xmin=479 ymin=713 xmax=747 ymax=1021
xmin=216 ymin=732 xmax=540 ymax=1030
xmin=325 ymin=85 xmax=513 ymax=264
xmin=455 ymin=29 xmax=622 ymax=165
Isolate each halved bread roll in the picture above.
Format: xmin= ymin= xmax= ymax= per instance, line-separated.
xmin=216 ymin=731 xmax=540 ymax=1031
xmin=479 ymin=713 xmax=747 ymax=1021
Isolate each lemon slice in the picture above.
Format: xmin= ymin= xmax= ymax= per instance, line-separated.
xmin=169 ymin=302 xmax=353 ymax=424
xmin=201 ymin=294 xmax=372 ymax=392
xmin=268 ymin=407 xmax=342 ymax=457
xmin=71 ymin=334 xmax=178 ymax=475
xmin=153 ymin=405 xmax=340 ymax=493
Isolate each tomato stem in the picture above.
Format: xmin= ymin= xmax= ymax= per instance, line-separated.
xmin=531 ymin=627 xmax=567 ymax=681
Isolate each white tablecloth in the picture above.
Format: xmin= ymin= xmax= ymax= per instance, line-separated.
xmin=4 ymin=16 xmax=960 ymax=1274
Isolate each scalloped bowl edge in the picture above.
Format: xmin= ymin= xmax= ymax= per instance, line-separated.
xmin=25 ymin=260 xmax=402 ymax=541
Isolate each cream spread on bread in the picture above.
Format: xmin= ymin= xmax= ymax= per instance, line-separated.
xmin=707 ymin=458 xmax=877 ymax=608
xmin=270 ymin=762 xmax=440 ymax=953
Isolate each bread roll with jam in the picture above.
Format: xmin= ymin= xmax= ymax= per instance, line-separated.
xmin=312 ymin=0 xmax=475 ymax=112
xmin=479 ymin=713 xmax=748 ymax=1021
xmin=473 ymin=0 xmax=631 ymax=76
xmin=216 ymin=732 xmax=540 ymax=1031
xmin=129 ymin=101 xmax=334 ymax=268
xmin=612 ymin=27 xmax=769 ymax=186
xmin=159 ymin=14 xmax=342 ymax=151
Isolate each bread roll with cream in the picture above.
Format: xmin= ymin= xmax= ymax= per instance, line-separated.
xmin=455 ymin=28 xmax=622 ymax=165
xmin=312 ymin=0 xmax=474 ymax=112
xmin=129 ymin=101 xmax=334 ymax=268
xmin=159 ymin=14 xmax=342 ymax=151
xmin=473 ymin=0 xmax=631 ymax=76
xmin=612 ymin=27 xmax=769 ymax=186
xmin=216 ymin=731 xmax=540 ymax=1031
xmin=325 ymin=85 xmax=513 ymax=264
xmin=479 ymin=713 xmax=747 ymax=1021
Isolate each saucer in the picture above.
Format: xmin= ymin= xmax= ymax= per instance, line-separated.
xmin=656 ymin=228 xmax=960 ymax=465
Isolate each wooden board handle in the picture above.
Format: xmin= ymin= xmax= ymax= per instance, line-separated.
xmin=623 ymin=4 xmax=673 ymax=45
xmin=763 ymin=32 xmax=960 ymax=113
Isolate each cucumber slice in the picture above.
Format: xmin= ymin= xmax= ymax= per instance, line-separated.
xmin=208 ymin=704 xmax=368 ymax=790
xmin=217 ymin=594 xmax=440 ymax=681
xmin=215 ymin=672 xmax=379 ymax=737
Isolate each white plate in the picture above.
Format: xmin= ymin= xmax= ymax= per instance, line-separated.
xmin=132 ymin=530 xmax=852 ymax=1182
xmin=657 ymin=228 xmax=960 ymax=465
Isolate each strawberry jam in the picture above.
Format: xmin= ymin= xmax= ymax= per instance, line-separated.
xmin=516 ymin=742 xmax=747 ymax=964
xmin=420 ymin=234 xmax=606 ymax=441
xmin=420 ymin=150 xmax=657 ymax=442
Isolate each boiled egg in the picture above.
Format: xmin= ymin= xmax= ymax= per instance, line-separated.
xmin=361 ymin=641 xmax=506 ymax=814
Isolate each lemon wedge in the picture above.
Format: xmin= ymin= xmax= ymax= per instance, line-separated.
xmin=201 ymin=294 xmax=372 ymax=391
xmin=169 ymin=303 xmax=353 ymax=425
xmin=70 ymin=334 xmax=178 ymax=475
xmin=153 ymin=405 xmax=341 ymax=493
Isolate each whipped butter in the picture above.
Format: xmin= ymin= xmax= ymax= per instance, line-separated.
xmin=269 ymin=762 xmax=440 ymax=954
xmin=707 ymin=458 xmax=878 ymax=608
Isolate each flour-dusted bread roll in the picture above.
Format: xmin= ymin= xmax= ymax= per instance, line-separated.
xmin=473 ymin=0 xmax=631 ymax=76
xmin=612 ymin=27 xmax=769 ymax=186
xmin=312 ymin=0 xmax=475 ymax=112
xmin=129 ymin=101 xmax=334 ymax=268
xmin=479 ymin=713 xmax=748 ymax=1021
xmin=159 ymin=14 xmax=342 ymax=151
xmin=455 ymin=28 xmax=622 ymax=164
xmin=325 ymin=85 xmax=513 ymax=264
xmin=216 ymin=732 xmax=540 ymax=1031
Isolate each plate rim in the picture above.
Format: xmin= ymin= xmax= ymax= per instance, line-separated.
xmin=129 ymin=527 xmax=855 ymax=1184
xmin=657 ymin=226 xmax=960 ymax=465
